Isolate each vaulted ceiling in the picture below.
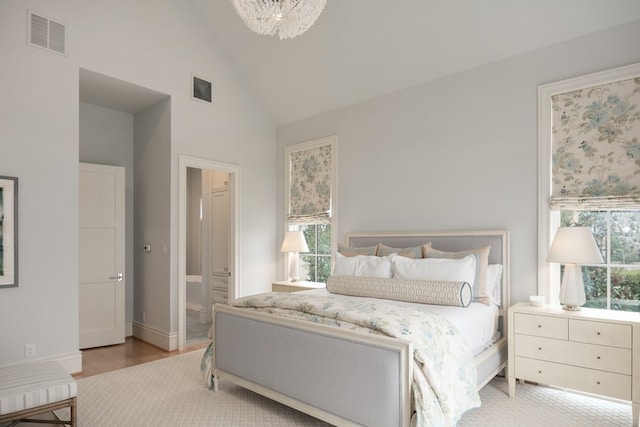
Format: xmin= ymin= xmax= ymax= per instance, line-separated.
xmin=193 ymin=1 xmax=640 ymax=126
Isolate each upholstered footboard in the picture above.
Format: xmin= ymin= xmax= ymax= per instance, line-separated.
xmin=213 ymin=304 xmax=413 ymax=427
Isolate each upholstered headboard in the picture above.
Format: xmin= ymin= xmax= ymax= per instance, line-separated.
xmin=345 ymin=229 xmax=510 ymax=333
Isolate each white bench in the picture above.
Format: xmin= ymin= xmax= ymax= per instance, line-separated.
xmin=0 ymin=361 xmax=77 ymax=426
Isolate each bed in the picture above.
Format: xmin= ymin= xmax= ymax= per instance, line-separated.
xmin=209 ymin=230 xmax=510 ymax=426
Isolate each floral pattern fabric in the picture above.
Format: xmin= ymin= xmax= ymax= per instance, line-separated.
xmin=288 ymin=144 xmax=332 ymax=224
xmin=232 ymin=292 xmax=480 ymax=427
xmin=551 ymin=76 xmax=640 ymax=209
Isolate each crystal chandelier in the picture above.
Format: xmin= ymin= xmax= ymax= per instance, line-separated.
xmin=231 ymin=0 xmax=327 ymax=40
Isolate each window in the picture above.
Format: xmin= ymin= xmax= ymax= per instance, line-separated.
xmin=560 ymin=210 xmax=640 ymax=312
xmin=299 ymin=223 xmax=332 ymax=283
xmin=539 ymin=63 xmax=640 ymax=309
xmin=284 ymin=136 xmax=337 ymax=283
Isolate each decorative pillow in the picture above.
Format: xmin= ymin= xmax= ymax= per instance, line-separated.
xmin=377 ymin=243 xmax=429 ymax=258
xmin=337 ymin=243 xmax=378 ymax=257
xmin=487 ymin=264 xmax=503 ymax=306
xmin=424 ymin=246 xmax=491 ymax=306
xmin=333 ymin=252 xmax=393 ymax=278
xmin=390 ymin=254 xmax=476 ymax=286
xmin=327 ymin=275 xmax=472 ymax=307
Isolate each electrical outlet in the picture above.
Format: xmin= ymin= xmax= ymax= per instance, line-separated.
xmin=25 ymin=343 xmax=36 ymax=357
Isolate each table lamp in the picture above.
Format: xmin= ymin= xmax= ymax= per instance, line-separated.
xmin=546 ymin=226 xmax=604 ymax=311
xmin=281 ymin=230 xmax=309 ymax=282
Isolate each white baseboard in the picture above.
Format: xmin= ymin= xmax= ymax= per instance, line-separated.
xmin=58 ymin=351 xmax=83 ymax=374
xmin=0 ymin=352 xmax=83 ymax=375
xmin=132 ymin=321 xmax=178 ymax=351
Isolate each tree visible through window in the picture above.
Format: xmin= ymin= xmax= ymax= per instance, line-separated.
xmin=299 ymin=223 xmax=332 ymax=283
xmin=561 ymin=210 xmax=640 ymax=312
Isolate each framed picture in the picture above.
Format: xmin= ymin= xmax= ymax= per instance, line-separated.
xmin=0 ymin=176 xmax=18 ymax=288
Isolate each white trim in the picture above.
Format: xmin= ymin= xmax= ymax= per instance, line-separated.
xmin=538 ymin=62 xmax=640 ymax=305
xmin=56 ymin=352 xmax=83 ymax=375
xmin=5 ymin=352 xmax=84 ymax=375
xmin=282 ymin=135 xmax=338 ymax=280
xmin=178 ymin=155 xmax=241 ymax=351
xmin=132 ymin=321 xmax=178 ymax=351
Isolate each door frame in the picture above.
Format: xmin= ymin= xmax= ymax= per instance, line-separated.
xmin=178 ymin=155 xmax=240 ymax=350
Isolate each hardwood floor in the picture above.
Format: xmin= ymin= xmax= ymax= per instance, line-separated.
xmin=74 ymin=337 xmax=208 ymax=378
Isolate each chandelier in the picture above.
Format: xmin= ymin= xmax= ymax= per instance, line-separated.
xmin=231 ymin=0 xmax=327 ymax=40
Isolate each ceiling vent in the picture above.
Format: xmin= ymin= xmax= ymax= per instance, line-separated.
xmin=28 ymin=10 xmax=66 ymax=55
xmin=192 ymin=74 xmax=212 ymax=103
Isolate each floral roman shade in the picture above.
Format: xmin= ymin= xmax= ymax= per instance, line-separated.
xmin=287 ymin=143 xmax=332 ymax=224
xmin=550 ymin=76 xmax=640 ymax=210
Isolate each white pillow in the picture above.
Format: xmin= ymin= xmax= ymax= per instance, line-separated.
xmin=333 ymin=252 xmax=393 ymax=278
xmin=487 ymin=264 xmax=503 ymax=306
xmin=390 ymin=254 xmax=476 ymax=287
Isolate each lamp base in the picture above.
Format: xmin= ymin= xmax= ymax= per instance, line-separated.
xmin=288 ymin=252 xmax=301 ymax=282
xmin=559 ymin=263 xmax=586 ymax=311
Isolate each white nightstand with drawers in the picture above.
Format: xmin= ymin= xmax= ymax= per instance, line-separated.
xmin=508 ymin=302 xmax=640 ymax=426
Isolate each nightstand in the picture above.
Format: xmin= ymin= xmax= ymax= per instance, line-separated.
xmin=508 ymin=302 xmax=640 ymax=426
xmin=272 ymin=280 xmax=326 ymax=293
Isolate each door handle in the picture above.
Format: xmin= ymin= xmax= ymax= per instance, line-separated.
xmin=109 ymin=273 xmax=125 ymax=282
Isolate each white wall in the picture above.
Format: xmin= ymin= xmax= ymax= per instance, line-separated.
xmin=276 ymin=19 xmax=640 ymax=306
xmin=133 ymin=99 xmax=173 ymax=339
xmin=0 ymin=0 xmax=276 ymax=368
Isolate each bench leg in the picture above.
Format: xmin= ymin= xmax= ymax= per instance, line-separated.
xmin=0 ymin=397 xmax=77 ymax=426
xmin=70 ymin=396 xmax=77 ymax=427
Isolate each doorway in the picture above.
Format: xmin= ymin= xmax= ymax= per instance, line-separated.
xmin=178 ymin=156 xmax=239 ymax=350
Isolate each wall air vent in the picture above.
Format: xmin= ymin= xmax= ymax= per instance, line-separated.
xmin=192 ymin=74 xmax=212 ymax=103
xmin=28 ymin=10 xmax=66 ymax=56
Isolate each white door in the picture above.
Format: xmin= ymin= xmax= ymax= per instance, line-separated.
xmin=79 ymin=163 xmax=126 ymax=349
xmin=211 ymin=187 xmax=230 ymax=304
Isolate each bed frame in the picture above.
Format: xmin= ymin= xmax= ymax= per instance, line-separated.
xmin=213 ymin=230 xmax=510 ymax=427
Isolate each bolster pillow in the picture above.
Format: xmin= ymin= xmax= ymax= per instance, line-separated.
xmin=326 ymin=275 xmax=472 ymax=307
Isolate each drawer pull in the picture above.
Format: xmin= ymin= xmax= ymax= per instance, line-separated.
xmin=538 ymin=325 xmax=542 ymax=328
xmin=597 ymin=332 xmax=601 ymax=335
xmin=597 ymin=356 xmax=601 ymax=360
xmin=597 ymin=381 xmax=601 ymax=385
xmin=538 ymin=347 xmax=542 ymax=351
xmin=538 ymin=370 xmax=542 ymax=374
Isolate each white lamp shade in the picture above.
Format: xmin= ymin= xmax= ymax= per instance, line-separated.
xmin=546 ymin=227 xmax=604 ymax=264
xmin=280 ymin=231 xmax=309 ymax=253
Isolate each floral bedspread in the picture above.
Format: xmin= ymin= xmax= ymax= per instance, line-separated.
xmin=228 ymin=292 xmax=480 ymax=427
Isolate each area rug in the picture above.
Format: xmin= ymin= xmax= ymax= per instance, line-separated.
xmin=59 ymin=349 xmax=632 ymax=426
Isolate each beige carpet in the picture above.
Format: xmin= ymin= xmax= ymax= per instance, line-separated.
xmin=56 ymin=349 xmax=631 ymax=426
